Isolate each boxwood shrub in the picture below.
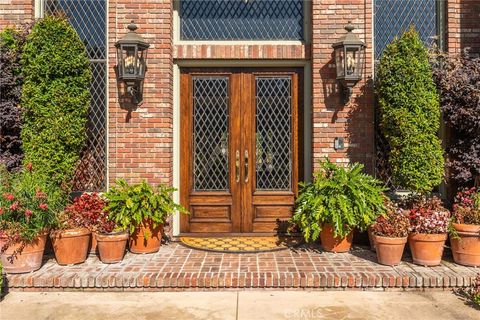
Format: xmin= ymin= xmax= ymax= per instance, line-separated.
xmin=377 ymin=27 xmax=444 ymax=193
xmin=21 ymin=15 xmax=91 ymax=186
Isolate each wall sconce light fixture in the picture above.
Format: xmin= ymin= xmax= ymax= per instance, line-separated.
xmin=332 ymin=22 xmax=366 ymax=104
xmin=115 ymin=21 xmax=149 ymax=105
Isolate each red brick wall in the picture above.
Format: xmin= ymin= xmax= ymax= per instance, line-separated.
xmin=108 ymin=0 xmax=174 ymax=186
xmin=311 ymin=0 xmax=375 ymax=173
xmin=447 ymin=0 xmax=480 ymax=55
xmin=0 ymin=0 xmax=34 ymax=29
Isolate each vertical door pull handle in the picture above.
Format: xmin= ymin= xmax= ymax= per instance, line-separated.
xmin=235 ymin=150 xmax=240 ymax=183
xmin=244 ymin=150 xmax=249 ymax=183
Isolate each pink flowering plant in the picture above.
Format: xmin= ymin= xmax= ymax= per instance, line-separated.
xmin=404 ymin=195 xmax=450 ymax=234
xmin=452 ymin=187 xmax=480 ymax=225
xmin=0 ymin=164 xmax=66 ymax=253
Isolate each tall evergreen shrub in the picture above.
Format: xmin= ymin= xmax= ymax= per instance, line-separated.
xmin=0 ymin=26 xmax=29 ymax=171
xmin=377 ymin=27 xmax=444 ymax=193
xmin=21 ymin=16 xmax=91 ymax=186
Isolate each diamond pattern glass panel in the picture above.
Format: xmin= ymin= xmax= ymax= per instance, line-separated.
xmin=180 ymin=0 xmax=304 ymax=40
xmin=45 ymin=0 xmax=107 ymax=191
xmin=193 ymin=77 xmax=230 ymax=191
xmin=255 ymin=77 xmax=292 ymax=191
xmin=374 ymin=0 xmax=437 ymax=61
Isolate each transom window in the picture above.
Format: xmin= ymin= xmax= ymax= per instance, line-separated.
xmin=180 ymin=0 xmax=304 ymax=41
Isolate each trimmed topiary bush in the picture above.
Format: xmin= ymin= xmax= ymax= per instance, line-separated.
xmin=21 ymin=15 xmax=91 ymax=186
xmin=0 ymin=26 xmax=29 ymax=171
xmin=377 ymin=27 xmax=444 ymax=193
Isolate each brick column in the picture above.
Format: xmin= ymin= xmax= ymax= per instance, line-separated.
xmin=311 ymin=0 xmax=375 ymax=174
xmin=0 ymin=0 xmax=34 ymax=29
xmin=108 ymin=0 xmax=174 ymax=186
xmin=447 ymin=0 xmax=480 ymax=55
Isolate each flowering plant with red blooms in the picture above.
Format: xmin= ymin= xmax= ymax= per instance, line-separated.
xmin=61 ymin=193 xmax=115 ymax=233
xmin=452 ymin=187 xmax=480 ymax=225
xmin=0 ymin=164 xmax=66 ymax=252
xmin=405 ymin=195 xmax=450 ymax=234
xmin=371 ymin=199 xmax=409 ymax=238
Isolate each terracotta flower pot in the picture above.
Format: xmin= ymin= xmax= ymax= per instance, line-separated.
xmin=408 ymin=233 xmax=447 ymax=266
xmin=129 ymin=219 xmax=162 ymax=254
xmin=450 ymin=222 xmax=480 ymax=267
xmin=50 ymin=228 xmax=91 ymax=265
xmin=0 ymin=234 xmax=47 ymax=274
xmin=96 ymin=231 xmax=129 ymax=263
xmin=319 ymin=224 xmax=353 ymax=253
xmin=373 ymin=234 xmax=407 ymax=266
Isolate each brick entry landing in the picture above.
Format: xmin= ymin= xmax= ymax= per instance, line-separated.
xmin=4 ymin=243 xmax=478 ymax=292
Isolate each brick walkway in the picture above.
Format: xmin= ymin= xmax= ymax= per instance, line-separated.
xmin=4 ymin=242 xmax=478 ymax=292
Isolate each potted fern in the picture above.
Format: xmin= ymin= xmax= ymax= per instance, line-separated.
xmin=292 ymin=159 xmax=387 ymax=252
xmin=104 ymin=180 xmax=188 ymax=254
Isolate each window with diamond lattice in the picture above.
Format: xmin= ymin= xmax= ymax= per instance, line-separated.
xmin=193 ymin=77 xmax=230 ymax=191
xmin=255 ymin=77 xmax=292 ymax=191
xmin=180 ymin=0 xmax=304 ymax=40
xmin=44 ymin=0 xmax=107 ymax=191
xmin=374 ymin=0 xmax=439 ymax=61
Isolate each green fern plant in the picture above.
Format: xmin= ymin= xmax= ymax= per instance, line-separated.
xmin=104 ymin=180 xmax=188 ymax=238
xmin=292 ymin=159 xmax=387 ymax=242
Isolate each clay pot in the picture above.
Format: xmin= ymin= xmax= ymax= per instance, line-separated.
xmin=373 ymin=234 xmax=407 ymax=266
xmin=96 ymin=231 xmax=129 ymax=263
xmin=0 ymin=234 xmax=47 ymax=274
xmin=319 ymin=224 xmax=353 ymax=253
xmin=368 ymin=226 xmax=376 ymax=251
xmin=50 ymin=228 xmax=91 ymax=265
xmin=450 ymin=223 xmax=480 ymax=267
xmin=408 ymin=233 xmax=447 ymax=266
xmin=129 ymin=219 xmax=162 ymax=254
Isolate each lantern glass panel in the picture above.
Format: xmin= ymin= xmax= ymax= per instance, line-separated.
xmin=345 ymin=46 xmax=359 ymax=77
xmin=138 ymin=49 xmax=147 ymax=78
xmin=335 ymin=47 xmax=345 ymax=78
xmin=123 ymin=45 xmax=137 ymax=76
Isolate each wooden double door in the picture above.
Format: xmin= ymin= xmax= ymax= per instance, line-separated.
xmin=180 ymin=68 xmax=302 ymax=234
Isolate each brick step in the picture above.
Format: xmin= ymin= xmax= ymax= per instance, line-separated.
xmin=3 ymin=243 xmax=478 ymax=292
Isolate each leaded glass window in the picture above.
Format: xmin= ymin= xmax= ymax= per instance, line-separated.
xmin=180 ymin=0 xmax=304 ymax=40
xmin=374 ymin=0 xmax=440 ymax=61
xmin=255 ymin=77 xmax=292 ymax=191
xmin=44 ymin=0 xmax=107 ymax=191
xmin=193 ymin=77 xmax=230 ymax=191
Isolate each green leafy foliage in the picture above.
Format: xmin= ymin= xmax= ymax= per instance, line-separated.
xmin=291 ymin=159 xmax=387 ymax=242
xmin=377 ymin=27 xmax=444 ymax=193
xmin=20 ymin=15 xmax=91 ymax=186
xmin=104 ymin=180 xmax=188 ymax=236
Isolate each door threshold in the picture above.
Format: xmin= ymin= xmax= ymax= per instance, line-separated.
xmin=179 ymin=232 xmax=295 ymax=238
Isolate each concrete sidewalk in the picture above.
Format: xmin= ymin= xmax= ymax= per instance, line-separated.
xmin=0 ymin=291 xmax=478 ymax=320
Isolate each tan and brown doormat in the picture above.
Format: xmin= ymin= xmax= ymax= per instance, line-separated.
xmin=179 ymin=236 xmax=302 ymax=253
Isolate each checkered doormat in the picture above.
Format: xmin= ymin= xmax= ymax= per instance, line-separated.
xmin=179 ymin=236 xmax=302 ymax=253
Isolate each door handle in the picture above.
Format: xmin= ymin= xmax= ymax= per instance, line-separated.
xmin=244 ymin=150 xmax=249 ymax=183
xmin=235 ymin=150 xmax=240 ymax=183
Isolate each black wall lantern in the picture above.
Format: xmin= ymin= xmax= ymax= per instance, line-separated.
xmin=332 ymin=22 xmax=366 ymax=104
xmin=115 ymin=21 xmax=149 ymax=104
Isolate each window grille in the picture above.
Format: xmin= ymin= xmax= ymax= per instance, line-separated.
xmin=374 ymin=0 xmax=439 ymax=61
xmin=44 ymin=0 xmax=107 ymax=191
xmin=180 ymin=0 xmax=304 ymax=40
